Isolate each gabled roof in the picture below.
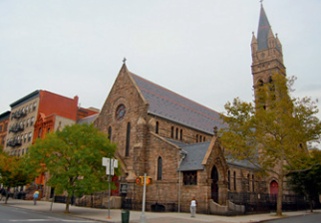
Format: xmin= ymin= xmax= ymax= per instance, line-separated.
xmin=130 ymin=72 xmax=225 ymax=134
xmin=178 ymin=142 xmax=210 ymax=171
xmin=177 ymin=141 xmax=260 ymax=171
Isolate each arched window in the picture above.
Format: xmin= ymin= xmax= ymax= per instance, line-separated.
xmin=171 ymin=126 xmax=174 ymax=138
xmin=38 ymin=128 xmax=42 ymax=138
xmin=180 ymin=129 xmax=183 ymax=140
xmin=125 ymin=122 xmax=131 ymax=157
xmin=247 ymin=174 xmax=250 ymax=191
xmin=196 ymin=134 xmax=199 ymax=143
xmin=157 ymin=157 xmax=162 ymax=180
xmin=155 ymin=121 xmax=159 ymax=134
xmin=175 ymin=128 xmax=178 ymax=139
xmin=108 ymin=126 xmax=112 ymax=141
xmin=233 ymin=171 xmax=236 ymax=191
xmin=227 ymin=170 xmax=231 ymax=190
xmin=252 ymin=174 xmax=255 ymax=192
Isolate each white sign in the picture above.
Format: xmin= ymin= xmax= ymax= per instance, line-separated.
xmin=102 ymin=157 xmax=118 ymax=176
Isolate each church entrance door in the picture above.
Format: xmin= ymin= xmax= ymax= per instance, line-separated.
xmin=270 ymin=180 xmax=278 ymax=201
xmin=211 ymin=166 xmax=219 ymax=203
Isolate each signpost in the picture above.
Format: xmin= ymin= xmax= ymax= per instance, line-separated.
xmin=140 ymin=173 xmax=147 ymax=223
xmin=135 ymin=174 xmax=152 ymax=223
xmin=102 ymin=156 xmax=118 ymax=219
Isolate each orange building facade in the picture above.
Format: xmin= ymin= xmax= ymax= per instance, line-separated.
xmin=0 ymin=111 xmax=10 ymax=149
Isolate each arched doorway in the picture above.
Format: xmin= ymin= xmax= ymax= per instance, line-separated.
xmin=270 ymin=180 xmax=278 ymax=201
xmin=211 ymin=166 xmax=219 ymax=203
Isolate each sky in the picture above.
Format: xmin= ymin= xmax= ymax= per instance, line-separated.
xmin=1 ymin=0 xmax=321 ymax=119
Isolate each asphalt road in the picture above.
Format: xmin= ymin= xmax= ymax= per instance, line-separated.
xmin=0 ymin=205 xmax=100 ymax=223
xmin=264 ymin=212 xmax=321 ymax=223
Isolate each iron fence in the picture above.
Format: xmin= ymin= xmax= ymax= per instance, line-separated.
xmin=228 ymin=192 xmax=309 ymax=213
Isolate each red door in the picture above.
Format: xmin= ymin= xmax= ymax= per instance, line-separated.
xmin=270 ymin=180 xmax=278 ymax=196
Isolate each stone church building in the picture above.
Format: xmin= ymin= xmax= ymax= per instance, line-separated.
xmin=94 ymin=4 xmax=287 ymax=214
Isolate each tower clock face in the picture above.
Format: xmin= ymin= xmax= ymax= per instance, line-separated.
xmin=115 ymin=104 xmax=126 ymax=120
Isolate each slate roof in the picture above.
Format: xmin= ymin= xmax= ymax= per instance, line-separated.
xmin=177 ymin=141 xmax=259 ymax=171
xmin=77 ymin=114 xmax=98 ymax=125
xmin=257 ymin=5 xmax=271 ymax=51
xmin=130 ymin=73 xmax=225 ymax=134
xmin=178 ymin=142 xmax=210 ymax=171
xmin=226 ymin=156 xmax=259 ymax=170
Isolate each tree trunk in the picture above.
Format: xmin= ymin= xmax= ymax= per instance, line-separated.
xmin=65 ymin=195 xmax=70 ymax=213
xmin=4 ymin=193 xmax=9 ymax=204
xmin=4 ymin=187 xmax=10 ymax=204
xmin=276 ymin=174 xmax=283 ymax=216
xmin=309 ymin=199 xmax=313 ymax=213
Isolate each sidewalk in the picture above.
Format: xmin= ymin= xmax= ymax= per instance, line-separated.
xmin=2 ymin=199 xmax=319 ymax=223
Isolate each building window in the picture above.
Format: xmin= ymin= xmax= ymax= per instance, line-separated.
xmin=227 ymin=170 xmax=231 ymax=190
xmin=38 ymin=128 xmax=42 ymax=138
xmin=180 ymin=129 xmax=183 ymax=140
xmin=196 ymin=134 xmax=198 ymax=143
xmin=247 ymin=174 xmax=250 ymax=192
xmin=171 ymin=126 xmax=174 ymax=138
xmin=157 ymin=157 xmax=162 ymax=180
xmin=252 ymin=174 xmax=255 ymax=192
xmin=125 ymin=122 xmax=130 ymax=157
xmin=183 ymin=171 xmax=197 ymax=185
xmin=155 ymin=121 xmax=159 ymax=134
xmin=175 ymin=128 xmax=178 ymax=139
xmin=108 ymin=126 xmax=112 ymax=141
xmin=233 ymin=171 xmax=236 ymax=191
xmin=28 ymin=132 xmax=32 ymax=142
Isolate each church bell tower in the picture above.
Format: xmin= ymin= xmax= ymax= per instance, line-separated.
xmin=251 ymin=4 xmax=286 ymax=103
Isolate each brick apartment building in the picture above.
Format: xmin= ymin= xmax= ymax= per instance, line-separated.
xmin=0 ymin=111 xmax=10 ymax=148
xmin=2 ymin=89 xmax=99 ymax=198
xmin=4 ymin=90 xmax=79 ymax=156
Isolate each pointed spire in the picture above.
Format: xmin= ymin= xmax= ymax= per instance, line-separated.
xmin=275 ymin=33 xmax=283 ymax=53
xmin=251 ymin=31 xmax=257 ymax=44
xmin=251 ymin=32 xmax=258 ymax=55
xmin=257 ymin=4 xmax=273 ymax=51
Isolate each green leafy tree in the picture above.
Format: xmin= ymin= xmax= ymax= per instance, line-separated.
xmin=25 ymin=124 xmax=116 ymax=213
xmin=220 ymin=74 xmax=321 ymax=216
xmin=0 ymin=150 xmax=33 ymax=203
xmin=287 ymin=149 xmax=321 ymax=212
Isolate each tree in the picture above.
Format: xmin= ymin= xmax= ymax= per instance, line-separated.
xmin=220 ymin=74 xmax=321 ymax=216
xmin=25 ymin=124 xmax=117 ymax=213
xmin=287 ymin=149 xmax=321 ymax=212
xmin=0 ymin=150 xmax=33 ymax=203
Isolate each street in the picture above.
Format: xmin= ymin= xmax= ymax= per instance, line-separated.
xmin=0 ymin=205 xmax=99 ymax=223
xmin=264 ymin=212 xmax=321 ymax=223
